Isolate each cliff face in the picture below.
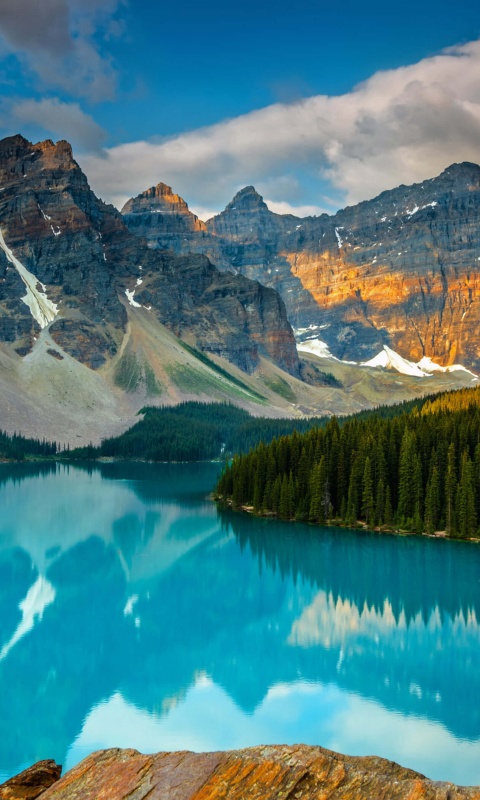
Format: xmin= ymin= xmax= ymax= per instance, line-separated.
xmin=4 ymin=747 xmax=479 ymax=800
xmin=0 ymin=135 xmax=299 ymax=376
xmin=124 ymin=165 xmax=480 ymax=367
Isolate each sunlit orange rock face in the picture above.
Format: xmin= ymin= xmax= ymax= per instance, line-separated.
xmin=13 ymin=746 xmax=480 ymax=800
xmin=285 ymin=245 xmax=480 ymax=367
xmin=127 ymin=164 xmax=480 ymax=367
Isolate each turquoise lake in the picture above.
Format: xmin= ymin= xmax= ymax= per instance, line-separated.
xmin=0 ymin=461 xmax=480 ymax=785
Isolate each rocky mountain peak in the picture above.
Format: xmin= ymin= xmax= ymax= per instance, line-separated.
xmin=39 ymin=137 xmax=74 ymax=159
xmin=437 ymin=161 xmax=480 ymax=187
xmin=121 ymin=183 xmax=206 ymax=232
xmin=225 ymin=185 xmax=268 ymax=213
xmin=206 ymin=186 xmax=282 ymax=242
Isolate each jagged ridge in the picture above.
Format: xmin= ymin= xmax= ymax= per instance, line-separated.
xmin=122 ymin=163 xmax=480 ymax=369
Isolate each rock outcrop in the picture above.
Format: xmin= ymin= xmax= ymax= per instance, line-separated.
xmin=0 ymin=135 xmax=299 ymax=376
xmin=0 ymin=760 xmax=61 ymax=799
xmin=123 ymin=164 xmax=480 ymax=368
xmin=8 ymin=746 xmax=480 ymax=800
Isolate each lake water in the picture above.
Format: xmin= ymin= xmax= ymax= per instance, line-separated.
xmin=0 ymin=462 xmax=479 ymax=786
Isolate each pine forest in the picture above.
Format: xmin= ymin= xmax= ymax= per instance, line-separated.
xmin=215 ymin=386 xmax=480 ymax=539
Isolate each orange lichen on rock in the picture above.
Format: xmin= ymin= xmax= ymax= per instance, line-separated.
xmin=23 ymin=745 xmax=480 ymax=800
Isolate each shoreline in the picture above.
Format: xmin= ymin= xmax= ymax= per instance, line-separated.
xmin=215 ymin=496 xmax=480 ymax=544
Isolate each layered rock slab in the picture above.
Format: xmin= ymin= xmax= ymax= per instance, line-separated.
xmin=0 ymin=760 xmax=61 ymax=800
xmin=34 ymin=746 xmax=480 ymax=800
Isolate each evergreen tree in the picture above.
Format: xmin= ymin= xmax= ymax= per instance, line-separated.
xmin=375 ymin=478 xmax=385 ymax=526
xmin=424 ymin=461 xmax=441 ymax=534
xmin=279 ymin=474 xmax=292 ymax=520
xmin=217 ymin=385 xmax=480 ymax=540
xmin=309 ymin=456 xmax=327 ymax=523
xmin=272 ymin=475 xmax=282 ymax=513
xmin=456 ymin=450 xmax=476 ymax=538
xmin=361 ymin=456 xmax=375 ymax=528
xmin=384 ymin=485 xmax=393 ymax=528
xmin=445 ymin=443 xmax=457 ymax=536
xmin=397 ymin=428 xmax=416 ymax=526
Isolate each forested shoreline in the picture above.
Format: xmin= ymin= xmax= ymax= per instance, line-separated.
xmin=0 ymin=403 xmax=323 ymax=463
xmin=68 ymin=403 xmax=327 ymax=462
xmin=216 ymin=386 xmax=480 ymax=539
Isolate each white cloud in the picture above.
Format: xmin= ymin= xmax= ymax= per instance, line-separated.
xmin=11 ymin=97 xmax=106 ymax=152
xmin=79 ymin=38 xmax=480 ymax=213
xmin=66 ymin=681 xmax=480 ymax=786
xmin=0 ymin=0 xmax=126 ymax=102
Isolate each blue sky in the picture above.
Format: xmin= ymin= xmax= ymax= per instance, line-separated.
xmin=1 ymin=0 xmax=480 ymax=217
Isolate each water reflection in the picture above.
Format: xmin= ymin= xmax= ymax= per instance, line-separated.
xmin=0 ymin=462 xmax=479 ymax=784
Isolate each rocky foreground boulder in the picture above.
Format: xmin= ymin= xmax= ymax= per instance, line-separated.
xmin=2 ymin=745 xmax=480 ymax=800
xmin=0 ymin=760 xmax=61 ymax=799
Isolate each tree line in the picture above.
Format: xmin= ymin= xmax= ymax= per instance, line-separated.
xmin=0 ymin=429 xmax=58 ymax=460
xmin=216 ymin=386 xmax=480 ymax=539
xmin=69 ymin=402 xmax=328 ymax=462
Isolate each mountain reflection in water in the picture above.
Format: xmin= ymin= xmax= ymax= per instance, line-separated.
xmin=0 ymin=462 xmax=479 ymax=785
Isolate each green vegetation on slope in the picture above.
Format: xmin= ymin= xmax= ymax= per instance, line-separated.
xmin=261 ymin=375 xmax=297 ymax=402
xmin=216 ymin=385 xmax=480 ymax=539
xmin=114 ymin=352 xmax=163 ymax=395
xmin=178 ymin=341 xmax=266 ymax=401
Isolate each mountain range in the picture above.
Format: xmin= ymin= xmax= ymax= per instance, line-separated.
xmin=0 ymin=134 xmax=478 ymax=443
xmin=123 ymin=162 xmax=480 ymax=367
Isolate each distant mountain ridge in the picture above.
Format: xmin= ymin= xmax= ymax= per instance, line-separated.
xmin=123 ymin=162 xmax=480 ymax=369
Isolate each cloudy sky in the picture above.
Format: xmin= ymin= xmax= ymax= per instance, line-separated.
xmin=1 ymin=0 xmax=480 ymax=218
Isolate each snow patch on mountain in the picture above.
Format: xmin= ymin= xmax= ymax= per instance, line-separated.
xmin=125 ymin=288 xmax=141 ymax=308
xmin=406 ymin=201 xmax=438 ymax=217
xmin=297 ymin=338 xmax=334 ymax=359
xmin=362 ymin=347 xmax=477 ymax=378
xmin=0 ymin=229 xmax=58 ymax=328
xmin=296 ymin=333 xmax=357 ymax=364
xmin=417 ymin=356 xmax=477 ymax=378
xmin=296 ymin=335 xmax=477 ymax=380
xmin=362 ymin=346 xmax=427 ymax=376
